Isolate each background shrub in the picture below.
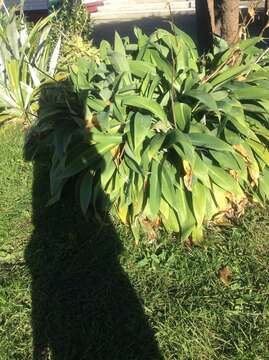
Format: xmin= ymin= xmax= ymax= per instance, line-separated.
xmin=51 ymin=0 xmax=94 ymax=41
xmin=50 ymin=0 xmax=98 ymax=66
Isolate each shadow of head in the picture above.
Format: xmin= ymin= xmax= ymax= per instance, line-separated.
xmin=24 ymin=82 xmax=162 ymax=360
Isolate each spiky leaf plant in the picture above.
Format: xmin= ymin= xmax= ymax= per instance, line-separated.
xmin=0 ymin=6 xmax=61 ymax=124
xmin=27 ymin=26 xmax=269 ymax=242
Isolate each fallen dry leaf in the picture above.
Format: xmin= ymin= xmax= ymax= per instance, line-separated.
xmin=218 ymin=266 xmax=232 ymax=286
xmin=236 ymin=197 xmax=249 ymax=217
xmin=184 ymin=236 xmax=194 ymax=251
xmin=140 ymin=217 xmax=161 ymax=242
xmin=148 ymin=229 xmax=157 ymax=241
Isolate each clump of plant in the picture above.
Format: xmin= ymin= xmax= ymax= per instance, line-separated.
xmin=60 ymin=34 xmax=100 ymax=66
xmin=27 ymin=25 xmax=269 ymax=243
xmin=51 ymin=0 xmax=93 ymax=41
xmin=0 ymin=5 xmax=61 ymax=125
xmin=50 ymin=0 xmax=98 ymax=66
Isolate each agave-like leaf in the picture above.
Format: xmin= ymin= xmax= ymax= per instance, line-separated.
xmin=49 ymin=36 xmax=61 ymax=76
xmin=149 ymin=159 xmax=162 ymax=218
xmin=0 ymin=7 xmax=61 ymax=125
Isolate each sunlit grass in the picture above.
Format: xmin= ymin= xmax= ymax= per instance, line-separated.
xmin=0 ymin=124 xmax=268 ymax=359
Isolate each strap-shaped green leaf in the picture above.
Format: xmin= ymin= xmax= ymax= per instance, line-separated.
xmin=161 ymin=162 xmax=178 ymax=211
xmin=192 ymin=181 xmax=206 ymax=226
xmin=208 ymin=165 xmax=244 ymax=198
xmin=63 ymin=140 xmax=121 ymax=178
xmin=128 ymin=60 xmax=156 ymax=78
xmin=210 ymin=65 xmax=249 ymax=87
xmin=80 ymin=171 xmax=93 ymax=215
xmin=231 ymin=86 xmax=269 ymax=100
xmin=174 ymin=102 xmax=192 ymax=131
xmin=189 ymin=133 xmax=234 ymax=152
xmin=130 ymin=112 xmax=152 ymax=150
xmin=123 ymin=95 xmax=168 ymax=123
xmin=149 ymin=159 xmax=162 ymax=217
xmin=187 ymin=89 xmax=218 ymax=113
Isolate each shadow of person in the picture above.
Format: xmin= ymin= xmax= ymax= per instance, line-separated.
xmin=24 ymin=84 xmax=163 ymax=360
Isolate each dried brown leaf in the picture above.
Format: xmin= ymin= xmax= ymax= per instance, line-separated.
xmin=153 ymin=217 xmax=162 ymax=228
xmin=236 ymin=75 xmax=247 ymax=82
xmin=183 ymin=160 xmax=192 ymax=191
xmin=140 ymin=217 xmax=159 ymax=241
xmin=184 ymin=237 xmax=194 ymax=251
xmin=218 ymin=266 xmax=232 ymax=286
xmin=233 ymin=144 xmax=252 ymax=163
xmin=111 ymin=145 xmax=120 ymax=159
xmin=229 ymin=170 xmax=240 ymax=181
xmin=248 ymin=166 xmax=259 ymax=186
xmin=248 ymin=4 xmax=256 ymax=19
xmin=148 ymin=229 xmax=157 ymax=241
xmin=85 ymin=114 xmax=101 ymax=130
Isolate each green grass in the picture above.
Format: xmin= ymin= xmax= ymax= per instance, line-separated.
xmin=0 ymin=124 xmax=269 ymax=360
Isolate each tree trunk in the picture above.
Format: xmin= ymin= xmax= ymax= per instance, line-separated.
xmin=208 ymin=0 xmax=215 ymax=32
xmin=265 ymin=0 xmax=269 ymax=16
xmin=221 ymin=0 xmax=240 ymax=45
xmin=263 ymin=0 xmax=269 ymax=28
xmin=195 ymin=0 xmax=215 ymax=53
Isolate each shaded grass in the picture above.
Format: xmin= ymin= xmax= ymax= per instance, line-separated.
xmin=0 ymin=125 xmax=33 ymax=359
xmin=0 ymin=124 xmax=269 ymax=359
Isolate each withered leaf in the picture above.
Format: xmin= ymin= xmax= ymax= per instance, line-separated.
xmin=183 ymin=160 xmax=192 ymax=191
xmin=233 ymin=144 xmax=252 ymax=163
xmin=218 ymin=266 xmax=232 ymax=286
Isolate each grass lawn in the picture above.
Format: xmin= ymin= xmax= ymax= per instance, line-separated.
xmin=0 ymin=123 xmax=269 ymax=360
